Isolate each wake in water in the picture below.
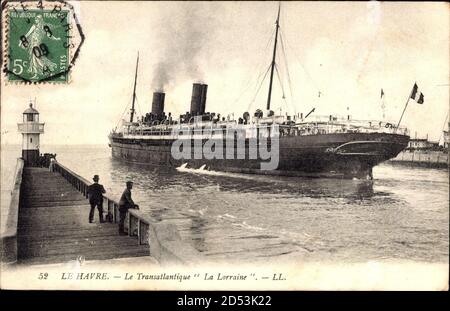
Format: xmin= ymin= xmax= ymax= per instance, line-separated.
xmin=176 ymin=163 xmax=215 ymax=175
xmin=176 ymin=163 xmax=268 ymax=181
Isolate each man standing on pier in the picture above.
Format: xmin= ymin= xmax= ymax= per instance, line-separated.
xmin=87 ymin=175 xmax=106 ymax=223
xmin=118 ymin=181 xmax=139 ymax=235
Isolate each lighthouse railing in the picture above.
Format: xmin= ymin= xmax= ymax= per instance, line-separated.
xmin=17 ymin=123 xmax=45 ymax=133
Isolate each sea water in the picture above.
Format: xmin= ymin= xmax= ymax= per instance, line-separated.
xmin=1 ymin=144 xmax=448 ymax=264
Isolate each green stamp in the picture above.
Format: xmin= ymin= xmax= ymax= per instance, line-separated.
xmin=2 ymin=0 xmax=84 ymax=84
xmin=9 ymin=10 xmax=69 ymax=82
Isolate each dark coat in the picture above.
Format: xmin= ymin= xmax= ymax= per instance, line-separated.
xmin=88 ymin=183 xmax=106 ymax=204
xmin=119 ymin=188 xmax=135 ymax=211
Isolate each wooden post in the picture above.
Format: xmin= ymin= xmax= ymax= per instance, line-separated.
xmin=113 ymin=203 xmax=117 ymax=223
xmin=127 ymin=212 xmax=131 ymax=236
xmin=138 ymin=220 xmax=141 ymax=245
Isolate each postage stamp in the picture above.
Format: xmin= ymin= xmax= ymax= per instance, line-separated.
xmin=1 ymin=0 xmax=84 ymax=83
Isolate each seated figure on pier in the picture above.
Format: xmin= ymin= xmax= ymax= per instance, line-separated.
xmin=118 ymin=181 xmax=139 ymax=235
xmin=87 ymin=175 xmax=106 ymax=223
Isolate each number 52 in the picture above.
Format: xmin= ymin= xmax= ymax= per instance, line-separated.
xmin=12 ymin=59 xmax=28 ymax=75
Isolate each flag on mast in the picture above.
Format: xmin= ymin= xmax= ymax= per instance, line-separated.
xmin=380 ymin=88 xmax=386 ymax=119
xmin=410 ymin=83 xmax=424 ymax=104
xmin=397 ymin=82 xmax=424 ymax=128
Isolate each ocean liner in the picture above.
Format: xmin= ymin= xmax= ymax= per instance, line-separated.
xmin=108 ymin=6 xmax=410 ymax=179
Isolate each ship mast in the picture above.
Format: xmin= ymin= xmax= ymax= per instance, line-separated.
xmin=266 ymin=3 xmax=281 ymax=111
xmin=130 ymin=52 xmax=139 ymax=123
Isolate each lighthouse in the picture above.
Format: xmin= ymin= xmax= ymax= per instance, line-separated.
xmin=17 ymin=102 xmax=45 ymax=166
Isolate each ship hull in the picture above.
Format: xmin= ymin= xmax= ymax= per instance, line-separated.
xmin=110 ymin=133 xmax=409 ymax=179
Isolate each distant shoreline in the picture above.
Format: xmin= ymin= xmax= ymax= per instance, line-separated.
xmin=1 ymin=143 xmax=109 ymax=148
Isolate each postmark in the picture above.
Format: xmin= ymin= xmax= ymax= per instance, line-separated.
xmin=1 ymin=0 xmax=84 ymax=83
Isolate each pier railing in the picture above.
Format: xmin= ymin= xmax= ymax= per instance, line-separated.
xmin=1 ymin=158 xmax=24 ymax=264
xmin=52 ymin=161 xmax=149 ymax=245
xmin=51 ymin=161 xmax=202 ymax=265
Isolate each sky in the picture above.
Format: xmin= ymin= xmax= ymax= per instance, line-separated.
xmin=1 ymin=1 xmax=449 ymax=145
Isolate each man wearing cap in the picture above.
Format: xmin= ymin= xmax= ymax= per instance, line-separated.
xmin=87 ymin=175 xmax=106 ymax=223
xmin=118 ymin=181 xmax=139 ymax=235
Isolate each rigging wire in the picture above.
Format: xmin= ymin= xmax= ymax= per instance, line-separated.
xmin=355 ymin=31 xmax=380 ymax=83
xmin=265 ymin=27 xmax=276 ymax=50
xmin=231 ymin=26 xmax=276 ymax=112
xmin=232 ymin=57 xmax=270 ymax=111
xmin=274 ymin=63 xmax=286 ymax=99
xmin=281 ymin=28 xmax=321 ymax=97
xmin=244 ymin=36 xmax=278 ymax=113
xmin=114 ymin=101 xmax=130 ymax=130
xmin=274 ymin=63 xmax=291 ymax=115
xmin=248 ymin=64 xmax=272 ymax=110
xmin=279 ymin=30 xmax=297 ymax=114
xmin=114 ymin=74 xmax=139 ymax=129
xmin=135 ymin=95 xmax=143 ymax=122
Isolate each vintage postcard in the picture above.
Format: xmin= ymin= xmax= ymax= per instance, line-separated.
xmin=1 ymin=0 xmax=448 ymax=293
